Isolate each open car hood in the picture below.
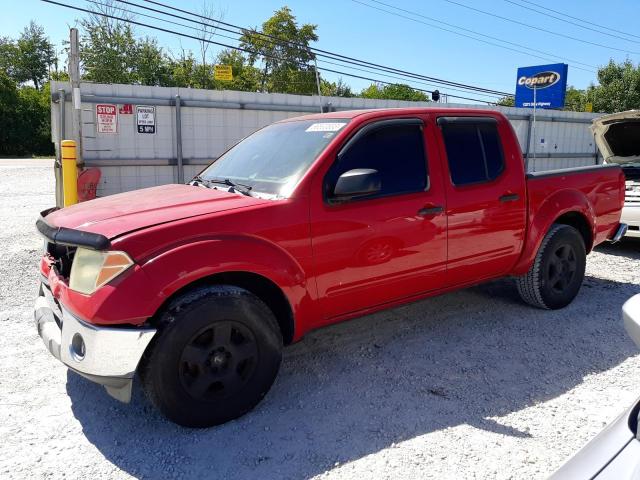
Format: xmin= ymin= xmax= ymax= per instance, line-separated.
xmin=591 ymin=110 xmax=640 ymax=165
xmin=43 ymin=184 xmax=269 ymax=240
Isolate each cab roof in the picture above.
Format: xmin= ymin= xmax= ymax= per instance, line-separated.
xmin=277 ymin=107 xmax=505 ymax=123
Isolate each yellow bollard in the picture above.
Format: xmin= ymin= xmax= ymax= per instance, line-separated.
xmin=61 ymin=140 xmax=79 ymax=207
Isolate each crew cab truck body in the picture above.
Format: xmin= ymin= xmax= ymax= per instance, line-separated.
xmin=35 ymin=108 xmax=626 ymax=427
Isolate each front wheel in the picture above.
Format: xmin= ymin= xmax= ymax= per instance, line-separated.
xmin=140 ymin=285 xmax=283 ymax=428
xmin=516 ymin=224 xmax=586 ymax=310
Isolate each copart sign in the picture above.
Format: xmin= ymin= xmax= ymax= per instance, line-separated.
xmin=514 ymin=63 xmax=568 ymax=109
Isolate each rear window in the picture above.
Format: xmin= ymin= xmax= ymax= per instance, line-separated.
xmin=439 ymin=118 xmax=505 ymax=186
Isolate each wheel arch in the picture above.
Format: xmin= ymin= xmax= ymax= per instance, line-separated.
xmin=150 ymin=271 xmax=295 ymax=345
xmin=513 ymin=189 xmax=595 ymax=275
xmin=553 ymin=211 xmax=594 ymax=253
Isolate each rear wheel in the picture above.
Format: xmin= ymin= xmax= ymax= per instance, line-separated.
xmin=140 ymin=285 xmax=283 ymax=428
xmin=516 ymin=224 xmax=586 ymax=309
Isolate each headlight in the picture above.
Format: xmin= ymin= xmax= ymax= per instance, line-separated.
xmin=69 ymin=248 xmax=134 ymax=294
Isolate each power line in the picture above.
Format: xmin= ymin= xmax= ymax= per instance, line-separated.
xmin=42 ymin=0 xmax=498 ymax=103
xmin=96 ymin=0 xmax=503 ymax=99
xmin=503 ymin=0 xmax=640 ymax=45
xmin=441 ymin=0 xmax=640 ymax=56
xmin=133 ymin=0 xmax=512 ymax=96
xmin=357 ymin=0 xmax=597 ymax=72
xmin=514 ymin=0 xmax=640 ymax=41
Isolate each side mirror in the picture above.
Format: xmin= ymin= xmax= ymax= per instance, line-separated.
xmin=332 ymin=168 xmax=381 ymax=200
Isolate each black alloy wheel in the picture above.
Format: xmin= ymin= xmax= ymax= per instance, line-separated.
xmin=179 ymin=321 xmax=258 ymax=400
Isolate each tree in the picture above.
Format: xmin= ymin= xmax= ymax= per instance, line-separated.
xmin=212 ymin=49 xmax=261 ymax=91
xmin=0 ymin=72 xmax=20 ymax=155
xmin=496 ymin=95 xmax=514 ymax=107
xmin=167 ymin=48 xmax=198 ymax=88
xmin=0 ymin=23 xmax=54 ymax=90
xmin=321 ymin=78 xmax=354 ymax=97
xmin=0 ymin=71 xmax=52 ymax=156
xmin=16 ymin=83 xmax=53 ymax=154
xmin=240 ymin=7 xmax=318 ymax=95
xmin=360 ymin=83 xmax=429 ymax=102
xmin=0 ymin=37 xmax=19 ymax=81
xmin=134 ymin=37 xmax=171 ymax=86
xmin=80 ymin=1 xmax=138 ymax=84
xmin=195 ymin=3 xmax=226 ymax=89
xmin=14 ymin=21 xmax=55 ymax=90
xmin=563 ymin=86 xmax=587 ymax=112
xmin=591 ymin=60 xmax=640 ymax=113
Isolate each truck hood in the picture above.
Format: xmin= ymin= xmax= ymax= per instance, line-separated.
xmin=44 ymin=184 xmax=269 ymax=239
xmin=591 ymin=110 xmax=640 ymax=165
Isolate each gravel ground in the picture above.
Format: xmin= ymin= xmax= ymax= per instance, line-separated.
xmin=1 ymin=159 xmax=640 ymax=480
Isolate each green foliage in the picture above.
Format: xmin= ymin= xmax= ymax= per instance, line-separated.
xmin=592 ymin=60 xmax=640 ymax=113
xmin=1 ymin=22 xmax=54 ymax=90
xmin=0 ymin=72 xmax=20 ymax=156
xmin=0 ymin=72 xmax=53 ymax=156
xmin=211 ymin=49 xmax=261 ymax=92
xmin=496 ymin=95 xmax=514 ymax=107
xmin=240 ymin=7 xmax=319 ymax=95
xmin=80 ymin=15 xmax=139 ymax=84
xmin=165 ymin=50 xmax=198 ymax=88
xmin=321 ymin=78 xmax=354 ymax=97
xmin=135 ymin=37 xmax=171 ymax=86
xmin=16 ymin=83 xmax=53 ymax=154
xmin=360 ymin=83 xmax=429 ymax=102
xmin=0 ymin=21 xmax=54 ymax=156
xmin=15 ymin=21 xmax=55 ymax=90
xmin=563 ymin=86 xmax=588 ymax=112
xmin=0 ymin=37 xmax=20 ymax=80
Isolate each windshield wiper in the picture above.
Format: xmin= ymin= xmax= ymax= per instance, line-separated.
xmin=190 ymin=175 xmax=210 ymax=187
xmin=206 ymin=178 xmax=254 ymax=197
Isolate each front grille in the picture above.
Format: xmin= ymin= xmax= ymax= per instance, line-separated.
xmin=45 ymin=242 xmax=77 ymax=278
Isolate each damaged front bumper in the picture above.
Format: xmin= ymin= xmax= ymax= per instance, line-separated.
xmin=34 ymin=280 xmax=156 ymax=402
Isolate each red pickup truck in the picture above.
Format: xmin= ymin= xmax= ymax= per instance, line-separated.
xmin=35 ymin=108 xmax=626 ymax=427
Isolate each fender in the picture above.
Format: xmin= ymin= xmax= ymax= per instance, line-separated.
xmin=512 ymin=188 xmax=595 ymax=275
xmin=139 ymin=234 xmax=316 ymax=333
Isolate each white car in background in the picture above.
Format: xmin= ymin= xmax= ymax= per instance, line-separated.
xmin=550 ymin=294 xmax=640 ymax=479
xmin=592 ymin=111 xmax=640 ymax=238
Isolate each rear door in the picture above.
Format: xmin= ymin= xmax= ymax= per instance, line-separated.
xmin=309 ymin=117 xmax=448 ymax=321
xmin=435 ymin=115 xmax=527 ymax=286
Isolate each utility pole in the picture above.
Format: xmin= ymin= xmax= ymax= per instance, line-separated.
xmin=69 ymin=28 xmax=83 ymax=167
xmin=310 ymin=47 xmax=323 ymax=113
xmin=532 ymin=85 xmax=537 ymax=171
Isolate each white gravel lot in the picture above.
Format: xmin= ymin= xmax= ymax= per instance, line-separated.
xmin=1 ymin=159 xmax=640 ymax=480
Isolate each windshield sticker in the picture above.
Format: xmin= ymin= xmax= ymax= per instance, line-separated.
xmin=305 ymin=122 xmax=346 ymax=132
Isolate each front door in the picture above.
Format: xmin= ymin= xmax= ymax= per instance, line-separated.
xmin=310 ymin=117 xmax=448 ymax=321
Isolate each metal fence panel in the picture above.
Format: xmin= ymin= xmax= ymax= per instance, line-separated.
xmin=50 ymin=81 xmax=603 ymax=197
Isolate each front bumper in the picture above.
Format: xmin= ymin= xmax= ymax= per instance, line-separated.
xmin=34 ymin=280 xmax=156 ymax=402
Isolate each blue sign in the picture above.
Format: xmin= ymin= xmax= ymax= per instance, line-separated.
xmin=515 ymin=63 xmax=568 ymax=109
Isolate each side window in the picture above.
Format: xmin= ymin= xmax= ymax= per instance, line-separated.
xmin=328 ymin=122 xmax=427 ymax=198
xmin=439 ymin=118 xmax=505 ymax=186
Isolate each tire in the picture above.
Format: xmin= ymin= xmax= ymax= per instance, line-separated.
xmin=516 ymin=224 xmax=586 ymax=310
xmin=140 ymin=285 xmax=283 ymax=428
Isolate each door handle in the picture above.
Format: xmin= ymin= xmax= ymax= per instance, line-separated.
xmin=418 ymin=205 xmax=444 ymax=217
xmin=499 ymin=193 xmax=520 ymax=202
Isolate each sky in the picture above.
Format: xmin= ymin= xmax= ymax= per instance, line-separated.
xmin=2 ymin=0 xmax=639 ymax=103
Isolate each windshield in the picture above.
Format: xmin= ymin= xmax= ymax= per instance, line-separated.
xmin=199 ymin=119 xmax=348 ymax=197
